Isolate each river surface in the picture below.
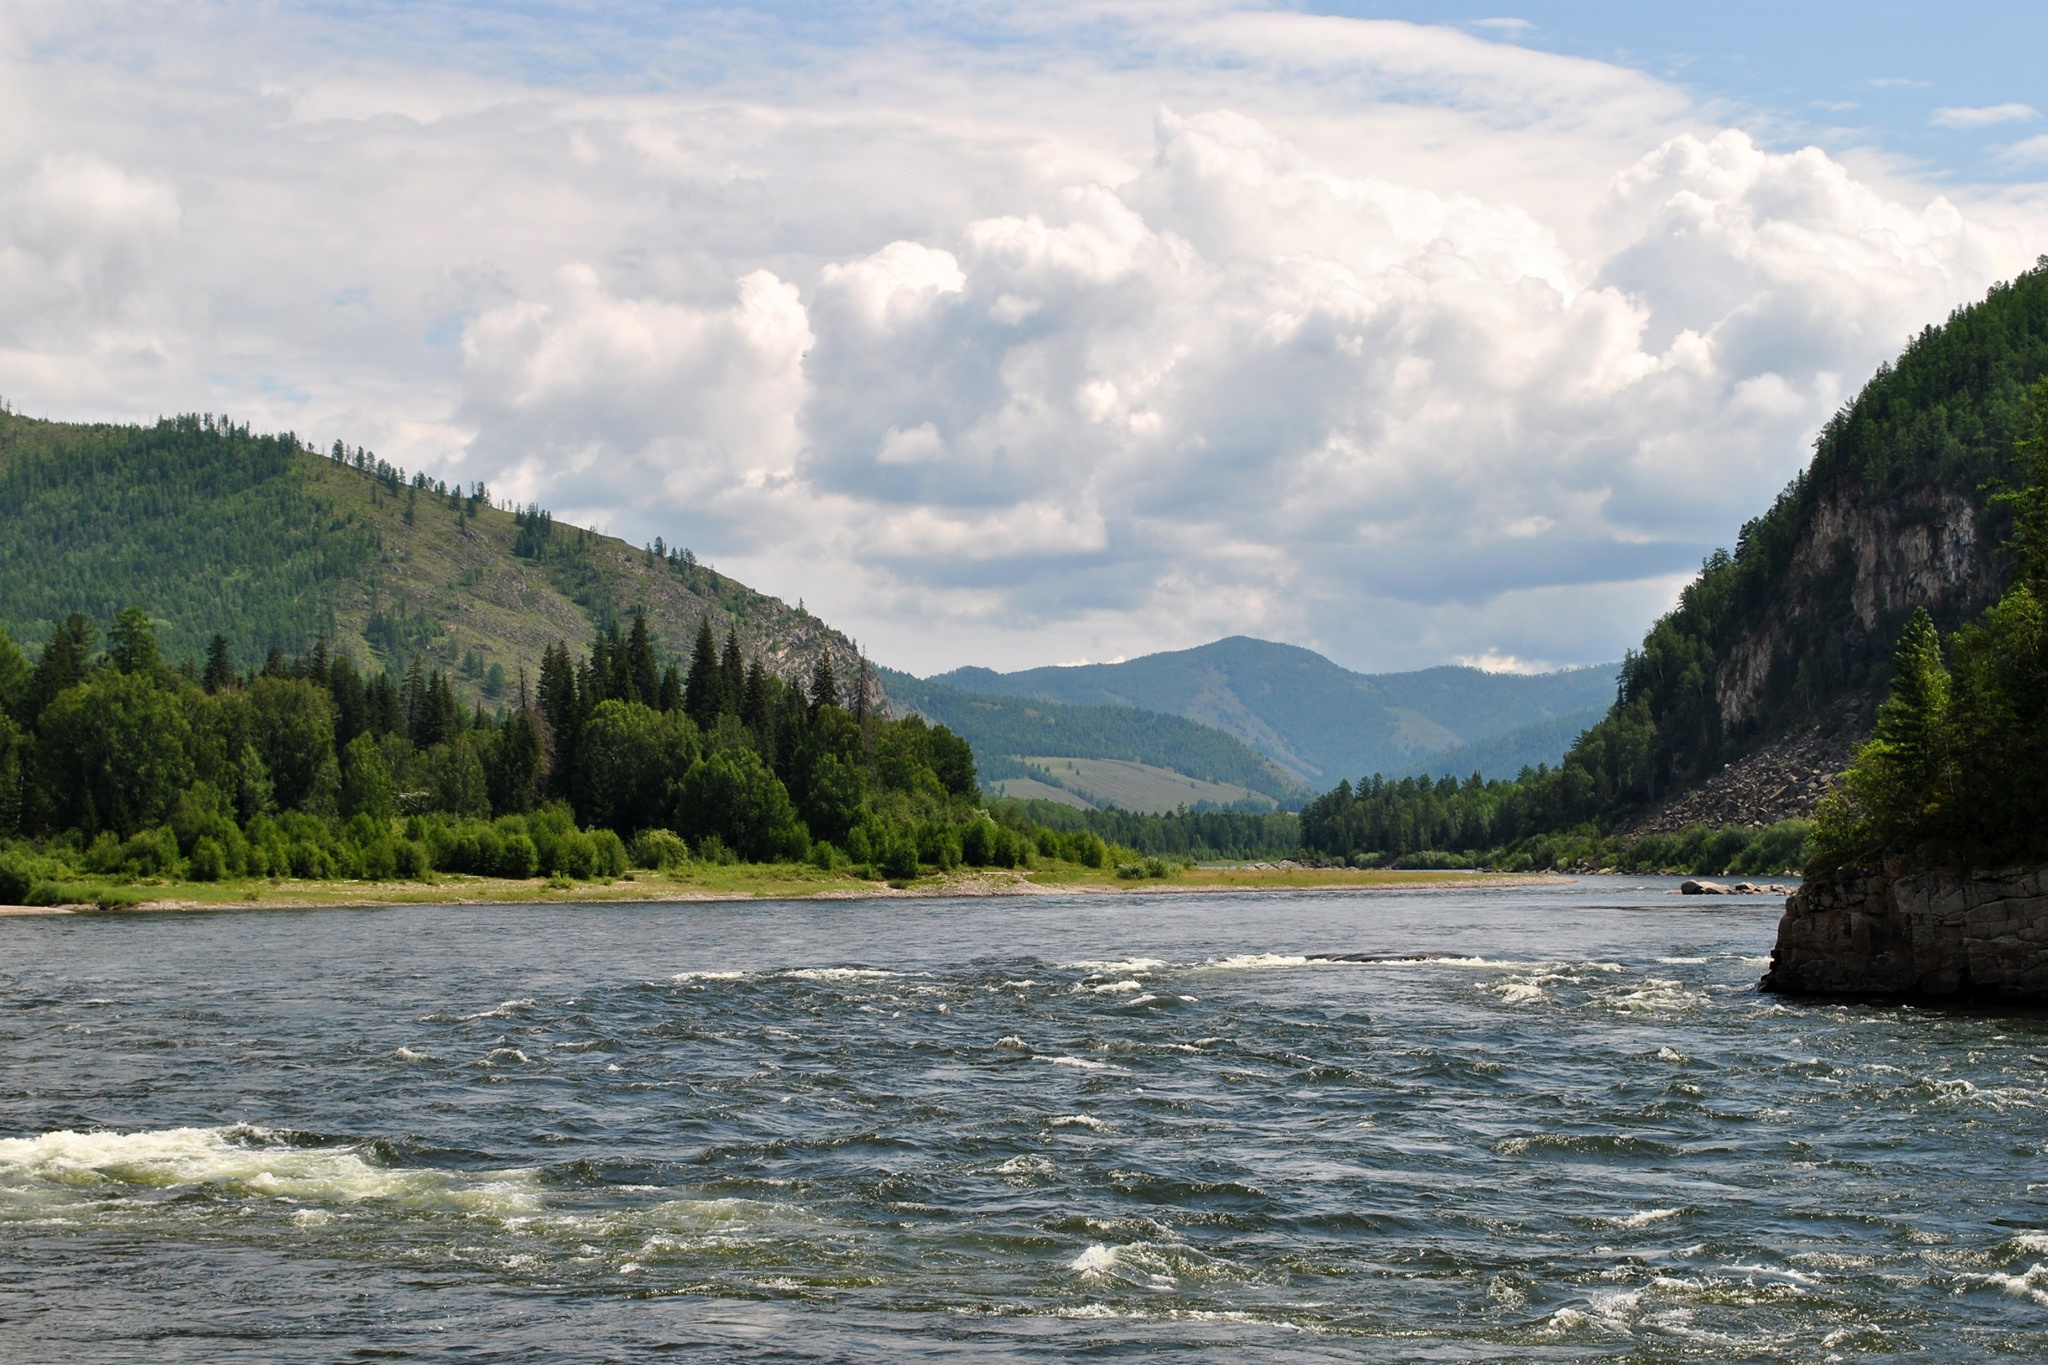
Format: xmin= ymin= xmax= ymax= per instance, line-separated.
xmin=3 ymin=879 xmax=2047 ymax=1360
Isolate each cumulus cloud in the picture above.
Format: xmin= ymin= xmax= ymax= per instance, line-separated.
xmin=0 ymin=3 xmax=2042 ymax=676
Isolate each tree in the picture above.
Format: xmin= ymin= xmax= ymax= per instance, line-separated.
xmin=28 ymin=613 xmax=97 ymax=722
xmin=674 ymin=746 xmax=808 ymax=863
xmin=202 ymin=634 xmax=235 ymax=694
xmin=0 ymin=626 xmax=29 ymax=724
xmin=490 ymin=707 xmax=544 ymax=815
xmin=574 ymin=700 xmax=701 ymax=833
xmin=683 ymin=616 xmax=721 ymax=729
xmin=625 ymin=612 xmax=660 ymax=706
xmin=107 ymin=608 xmax=165 ymax=678
xmin=809 ymin=652 xmax=838 ymax=715
xmin=718 ymin=630 xmax=745 ymax=720
xmin=1993 ymin=376 xmax=2048 ymax=592
xmin=337 ymin=733 xmax=396 ymax=821
xmin=33 ymin=670 xmax=195 ymax=836
xmin=234 ymin=676 xmax=338 ymax=812
xmin=537 ymin=643 xmax=581 ymax=797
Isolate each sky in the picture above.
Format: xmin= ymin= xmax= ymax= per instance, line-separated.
xmin=2 ymin=2 xmax=2045 ymax=676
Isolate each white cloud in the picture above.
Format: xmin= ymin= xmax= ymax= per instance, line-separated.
xmin=1931 ymin=103 xmax=2037 ymax=130
xmin=0 ymin=3 xmax=2042 ymax=678
xmin=1996 ymin=134 xmax=2048 ymax=167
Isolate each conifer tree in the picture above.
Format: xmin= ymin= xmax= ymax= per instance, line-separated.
xmin=537 ymin=643 xmax=582 ymax=798
xmin=809 ymin=653 xmax=838 ymax=716
xmin=657 ymin=663 xmax=683 ymax=713
xmin=107 ymin=608 xmax=163 ymax=677
xmin=28 ymin=613 xmax=97 ymax=721
xmin=718 ymin=631 xmax=745 ymax=719
xmin=202 ymin=635 xmax=235 ymax=694
xmin=625 ymin=611 xmax=660 ymax=706
xmin=684 ymin=616 xmax=720 ymax=729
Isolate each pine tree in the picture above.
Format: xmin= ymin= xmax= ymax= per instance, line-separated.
xmin=625 ymin=611 xmax=660 ymax=706
xmin=718 ymin=631 xmax=745 ymax=719
xmin=537 ymin=643 xmax=582 ymax=799
xmin=27 ymin=613 xmax=97 ymax=721
xmin=684 ymin=616 xmax=720 ymax=729
xmin=809 ymin=652 xmax=838 ymax=716
xmin=657 ymin=663 xmax=683 ymax=713
xmin=202 ymin=634 xmax=235 ymax=694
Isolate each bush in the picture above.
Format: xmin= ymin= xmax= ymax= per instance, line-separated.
xmin=393 ymin=838 xmax=428 ymax=879
xmin=590 ymin=829 xmax=629 ymax=878
xmin=695 ymin=834 xmax=737 ymax=866
xmin=497 ymin=833 xmax=538 ymax=879
xmin=0 ymin=851 xmax=34 ymax=905
xmin=189 ymin=837 xmax=226 ymax=882
xmin=630 ymin=828 xmax=691 ymax=870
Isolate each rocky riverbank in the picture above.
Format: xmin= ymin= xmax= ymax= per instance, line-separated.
xmin=1762 ymin=862 xmax=2048 ymax=1000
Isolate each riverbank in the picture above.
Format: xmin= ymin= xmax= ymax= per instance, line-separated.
xmin=0 ymin=864 xmax=1561 ymax=914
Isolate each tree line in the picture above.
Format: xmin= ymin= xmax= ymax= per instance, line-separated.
xmin=0 ymin=608 xmax=1116 ymax=904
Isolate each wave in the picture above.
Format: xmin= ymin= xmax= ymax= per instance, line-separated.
xmin=0 ymin=1125 xmax=542 ymax=1217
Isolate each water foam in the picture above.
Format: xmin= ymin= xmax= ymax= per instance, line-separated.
xmin=0 ymin=1125 xmax=541 ymax=1217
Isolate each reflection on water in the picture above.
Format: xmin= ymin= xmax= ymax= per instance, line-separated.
xmin=3 ymin=880 xmax=2046 ymax=1360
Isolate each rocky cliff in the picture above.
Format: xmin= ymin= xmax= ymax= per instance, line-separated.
xmin=1762 ymin=864 xmax=2048 ymax=1000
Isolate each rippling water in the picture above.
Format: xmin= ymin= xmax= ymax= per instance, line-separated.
xmin=4 ymin=879 xmax=2048 ymax=1360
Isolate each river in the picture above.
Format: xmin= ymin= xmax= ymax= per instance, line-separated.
xmin=3 ymin=879 xmax=2045 ymax=1360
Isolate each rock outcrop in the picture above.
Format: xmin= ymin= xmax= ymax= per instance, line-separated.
xmin=1762 ymin=863 xmax=2048 ymax=1000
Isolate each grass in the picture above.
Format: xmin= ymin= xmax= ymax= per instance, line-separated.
xmin=1014 ymin=756 xmax=1278 ymax=813
xmin=12 ymin=859 xmax=1547 ymax=914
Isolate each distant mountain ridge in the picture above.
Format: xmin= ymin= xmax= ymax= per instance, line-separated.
xmin=929 ymin=636 xmax=1619 ymax=786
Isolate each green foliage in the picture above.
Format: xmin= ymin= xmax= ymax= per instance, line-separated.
xmin=0 ymin=413 xmax=373 ymax=664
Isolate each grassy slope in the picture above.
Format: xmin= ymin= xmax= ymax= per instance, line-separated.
xmin=0 ymin=413 xmax=873 ymax=705
xmin=933 ymin=637 xmax=1620 ymax=783
xmin=881 ymin=666 xmax=1305 ymax=803
xmin=1011 ymin=756 xmax=1276 ymax=812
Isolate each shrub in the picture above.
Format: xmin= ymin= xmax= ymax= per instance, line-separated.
xmin=631 ymin=828 xmax=692 ymax=870
xmin=393 ymin=838 xmax=428 ymax=879
xmin=497 ymin=833 xmax=538 ymax=880
xmin=188 ymin=837 xmax=226 ymax=882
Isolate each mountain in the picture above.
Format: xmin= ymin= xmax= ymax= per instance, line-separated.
xmin=0 ymin=411 xmax=875 ymax=706
xmin=879 ymin=667 xmax=1307 ymax=811
xmin=929 ymin=636 xmax=1619 ymax=786
xmin=1419 ymin=703 xmax=1613 ymax=782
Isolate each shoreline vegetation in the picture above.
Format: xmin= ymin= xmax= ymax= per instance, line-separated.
xmin=0 ymin=864 xmax=1562 ymax=916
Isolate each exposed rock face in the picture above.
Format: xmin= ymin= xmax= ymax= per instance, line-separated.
xmin=1762 ymin=864 xmax=2048 ymax=1000
xmin=1716 ymin=486 xmax=1989 ymax=736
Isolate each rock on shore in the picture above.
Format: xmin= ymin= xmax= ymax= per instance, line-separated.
xmin=1762 ymin=863 xmax=2048 ymax=1000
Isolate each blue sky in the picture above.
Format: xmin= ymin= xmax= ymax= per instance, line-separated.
xmin=2 ymin=2 xmax=2044 ymax=673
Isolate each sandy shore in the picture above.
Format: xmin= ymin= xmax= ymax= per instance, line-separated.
xmin=2 ymin=867 xmax=1566 ymax=916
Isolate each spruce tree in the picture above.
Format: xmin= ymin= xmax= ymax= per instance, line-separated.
xmin=657 ymin=663 xmax=683 ymax=713
xmin=809 ymin=652 xmax=838 ymax=716
xmin=626 ymin=611 xmax=660 ymax=706
xmin=202 ymin=634 xmax=234 ymax=694
xmin=28 ymin=613 xmax=97 ymax=721
xmin=718 ymin=631 xmax=746 ymax=719
xmin=684 ymin=616 xmax=720 ymax=729
xmin=107 ymin=608 xmax=163 ymax=677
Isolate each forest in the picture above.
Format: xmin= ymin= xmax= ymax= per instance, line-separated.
xmin=1808 ymin=376 xmax=2048 ymax=872
xmin=0 ymin=608 xmax=1118 ymax=905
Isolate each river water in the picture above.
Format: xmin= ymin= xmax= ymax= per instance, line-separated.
xmin=3 ymin=879 xmax=2046 ymax=1360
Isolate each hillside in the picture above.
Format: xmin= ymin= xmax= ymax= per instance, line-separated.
xmin=0 ymin=412 xmax=874 ymax=707
xmin=879 ymin=667 xmax=1305 ymax=809
xmin=1570 ymin=261 xmax=2048 ymax=818
xmin=931 ymin=637 xmax=1619 ymax=785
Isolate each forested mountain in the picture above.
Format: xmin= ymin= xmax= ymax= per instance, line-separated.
xmin=1300 ymin=262 xmax=2048 ymax=863
xmin=0 ymin=411 xmax=874 ymax=707
xmin=930 ymin=637 xmax=1619 ymax=785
